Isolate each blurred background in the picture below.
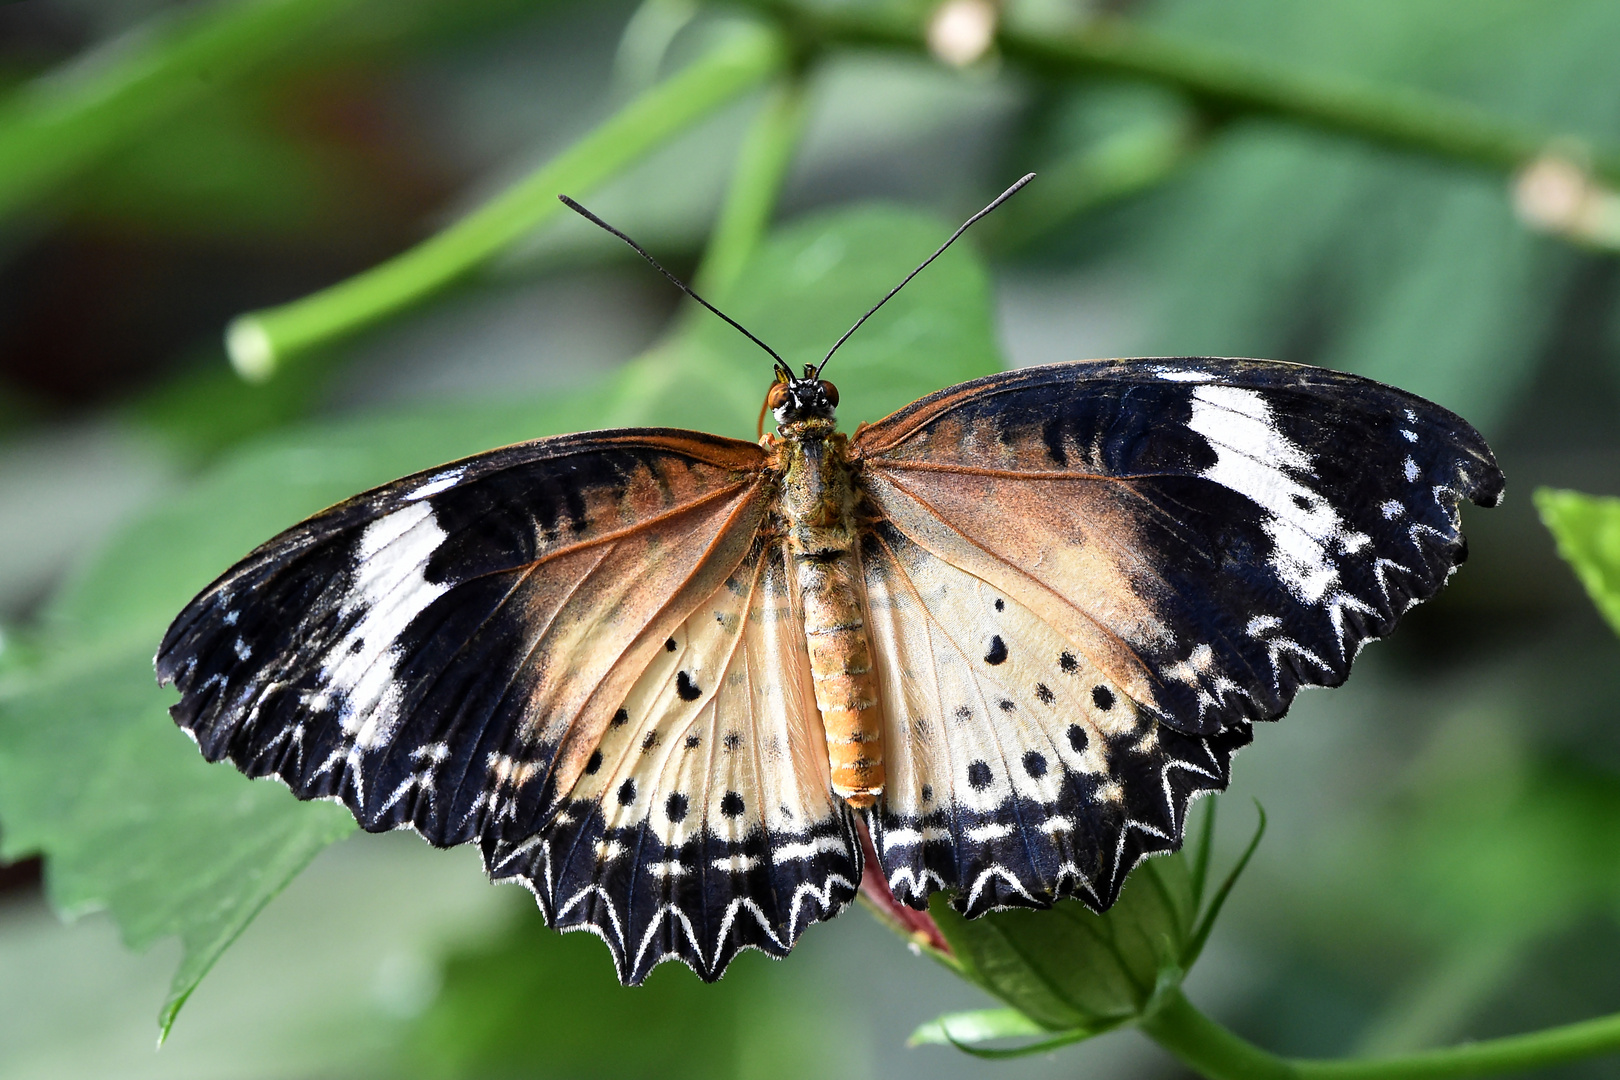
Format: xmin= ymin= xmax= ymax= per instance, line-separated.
xmin=1 ymin=0 xmax=1619 ymax=1077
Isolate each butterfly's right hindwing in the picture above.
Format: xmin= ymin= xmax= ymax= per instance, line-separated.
xmin=157 ymin=430 xmax=770 ymax=852
xmin=485 ymin=537 xmax=861 ymax=983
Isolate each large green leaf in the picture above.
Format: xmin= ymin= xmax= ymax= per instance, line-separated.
xmin=1536 ymin=487 xmax=1620 ymax=638
xmin=0 ymin=202 xmax=1004 ymax=1033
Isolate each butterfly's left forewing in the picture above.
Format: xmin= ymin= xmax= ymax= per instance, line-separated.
xmin=853 ymin=357 xmax=1502 ymax=913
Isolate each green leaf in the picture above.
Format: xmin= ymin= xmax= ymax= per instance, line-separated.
xmin=0 ymin=202 xmax=1005 ymax=1033
xmin=928 ymin=852 xmax=1197 ymax=1033
xmin=908 ymin=1007 xmax=1049 ymax=1047
xmin=1536 ymin=487 xmax=1620 ymax=638
xmin=0 ymin=647 xmax=355 ymax=1038
xmin=404 ymin=907 xmax=847 ymax=1080
xmin=0 ymin=0 xmax=361 ymax=220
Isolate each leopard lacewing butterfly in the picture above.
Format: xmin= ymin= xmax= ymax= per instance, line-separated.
xmin=157 ymin=176 xmax=1503 ymax=983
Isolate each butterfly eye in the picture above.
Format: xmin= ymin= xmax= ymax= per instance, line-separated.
xmin=819 ymin=380 xmax=839 ymax=406
xmin=765 ymin=382 xmax=791 ymax=411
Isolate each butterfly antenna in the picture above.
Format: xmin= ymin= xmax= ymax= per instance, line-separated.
xmin=815 ymin=173 xmax=1035 ymax=377
xmin=559 ymin=195 xmax=789 ymax=371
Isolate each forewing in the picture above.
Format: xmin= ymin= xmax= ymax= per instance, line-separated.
xmin=485 ymin=537 xmax=861 ymax=983
xmin=856 ymin=357 xmax=1503 ymax=737
xmin=861 ymin=520 xmax=1251 ymax=915
xmin=157 ymin=430 xmax=770 ymax=852
xmin=853 ymin=357 xmax=1501 ymax=912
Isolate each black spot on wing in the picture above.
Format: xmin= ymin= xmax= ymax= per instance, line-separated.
xmin=984 ymin=635 xmax=1008 ymax=665
xmin=676 ymin=671 xmax=702 ymax=701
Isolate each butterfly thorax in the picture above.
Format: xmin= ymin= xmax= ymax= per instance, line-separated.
xmin=774 ymin=415 xmax=884 ymax=809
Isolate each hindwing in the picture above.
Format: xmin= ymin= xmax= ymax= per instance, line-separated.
xmin=485 ymin=536 xmax=861 ymax=983
xmin=860 ymin=518 xmax=1250 ymax=915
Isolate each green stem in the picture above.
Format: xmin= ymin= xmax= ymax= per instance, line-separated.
xmin=0 ymin=0 xmax=356 ymax=218
xmin=228 ymin=24 xmax=785 ymax=379
xmin=733 ymin=0 xmax=1620 ymax=184
xmin=1141 ymin=987 xmax=1620 ymax=1080
xmin=691 ymin=75 xmax=808 ymax=299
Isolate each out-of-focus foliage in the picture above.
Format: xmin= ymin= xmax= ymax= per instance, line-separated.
xmin=1538 ymin=488 xmax=1620 ymax=637
xmin=407 ymin=911 xmax=846 ymax=1080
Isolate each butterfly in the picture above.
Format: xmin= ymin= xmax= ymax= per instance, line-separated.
xmin=157 ymin=178 xmax=1503 ymax=985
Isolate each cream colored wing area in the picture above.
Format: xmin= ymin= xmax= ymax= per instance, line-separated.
xmin=483 ymin=538 xmax=861 ymax=984
xmin=860 ymin=517 xmax=1252 ymax=917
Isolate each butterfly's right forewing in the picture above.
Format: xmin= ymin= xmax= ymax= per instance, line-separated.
xmin=158 ymin=430 xmax=770 ymax=850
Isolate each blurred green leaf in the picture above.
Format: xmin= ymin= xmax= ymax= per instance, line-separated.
xmin=0 ymin=0 xmax=361 ymax=219
xmin=0 ymin=647 xmax=355 ymax=1038
xmin=1536 ymin=487 xmax=1620 ymax=638
xmin=929 ymin=853 xmax=1196 ymax=1033
xmin=1126 ymin=0 xmax=1620 ymax=434
xmin=908 ymin=1006 xmax=1049 ymax=1047
xmin=0 ymin=202 xmax=1004 ymax=1033
xmin=405 ymin=907 xmax=845 ymax=1080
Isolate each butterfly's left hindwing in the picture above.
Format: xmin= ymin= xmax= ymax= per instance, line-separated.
xmin=854 ymin=357 xmax=1502 ymax=912
xmin=157 ymin=430 xmax=771 ymax=852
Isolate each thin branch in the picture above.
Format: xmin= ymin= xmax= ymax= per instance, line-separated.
xmin=691 ymin=75 xmax=809 ymax=299
xmin=225 ymin=24 xmax=784 ymax=379
xmin=1141 ymin=988 xmax=1620 ymax=1080
xmin=0 ymin=0 xmax=356 ymax=219
xmin=729 ymin=0 xmax=1620 ymax=185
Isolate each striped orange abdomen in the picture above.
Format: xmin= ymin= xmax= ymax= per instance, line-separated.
xmin=776 ymin=425 xmax=884 ymax=807
xmin=796 ymin=550 xmax=882 ymax=805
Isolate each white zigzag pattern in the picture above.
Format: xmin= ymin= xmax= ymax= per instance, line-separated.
xmin=498 ymin=823 xmax=856 ymax=979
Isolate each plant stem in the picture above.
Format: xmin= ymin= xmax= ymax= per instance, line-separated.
xmin=731 ymin=0 xmax=1620 ymax=184
xmin=691 ymin=75 xmax=808 ymax=299
xmin=227 ymin=24 xmax=785 ymax=379
xmin=1141 ymin=987 xmax=1620 ymax=1080
xmin=0 ymin=0 xmax=356 ymax=218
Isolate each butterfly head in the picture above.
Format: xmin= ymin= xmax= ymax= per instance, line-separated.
xmin=767 ymin=363 xmax=839 ymax=429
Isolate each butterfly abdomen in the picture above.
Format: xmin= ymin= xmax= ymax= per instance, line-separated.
xmin=777 ymin=424 xmax=884 ymax=808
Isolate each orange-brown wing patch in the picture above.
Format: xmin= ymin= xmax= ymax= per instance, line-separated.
xmin=158 ymin=429 xmax=771 ymax=858
xmin=486 ymin=536 xmax=861 ymax=984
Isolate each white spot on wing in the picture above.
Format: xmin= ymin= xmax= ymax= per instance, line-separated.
xmin=1186 ymin=384 xmax=1368 ymax=605
xmin=405 ymin=467 xmax=465 ymax=502
xmin=317 ymin=502 xmax=450 ymax=749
